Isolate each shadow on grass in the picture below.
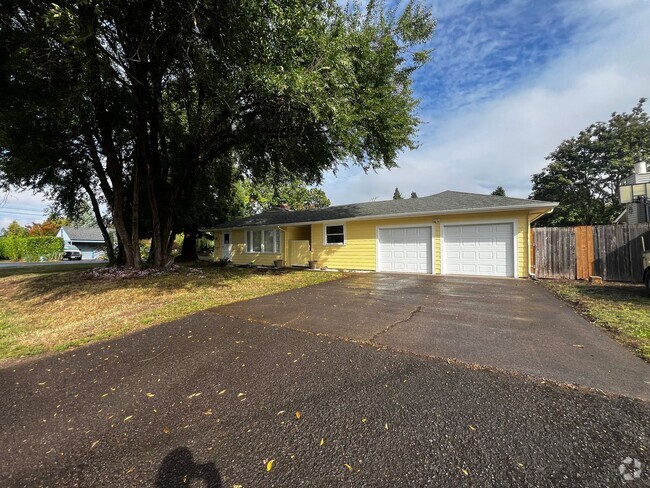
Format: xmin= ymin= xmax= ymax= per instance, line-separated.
xmin=570 ymin=282 xmax=649 ymax=302
xmin=2 ymin=264 xmax=303 ymax=306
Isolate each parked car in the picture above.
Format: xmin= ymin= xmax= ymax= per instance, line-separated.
xmin=62 ymin=244 xmax=82 ymax=260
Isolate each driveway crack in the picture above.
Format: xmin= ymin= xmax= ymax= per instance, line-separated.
xmin=370 ymin=306 xmax=422 ymax=343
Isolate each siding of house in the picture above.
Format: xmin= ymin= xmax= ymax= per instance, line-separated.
xmin=224 ymin=229 xmax=283 ymax=266
xmin=213 ymin=210 xmax=535 ymax=276
xmin=310 ymin=210 xmax=531 ymax=277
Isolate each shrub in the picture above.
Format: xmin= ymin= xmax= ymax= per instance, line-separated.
xmin=0 ymin=236 xmax=22 ymax=261
xmin=22 ymin=236 xmax=64 ymax=261
xmin=0 ymin=236 xmax=63 ymax=261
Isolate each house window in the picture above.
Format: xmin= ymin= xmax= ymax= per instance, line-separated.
xmin=324 ymin=224 xmax=345 ymax=245
xmin=246 ymin=229 xmax=280 ymax=253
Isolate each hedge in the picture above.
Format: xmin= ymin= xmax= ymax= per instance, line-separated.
xmin=0 ymin=236 xmax=64 ymax=262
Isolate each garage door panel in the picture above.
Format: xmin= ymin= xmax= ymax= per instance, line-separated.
xmin=378 ymin=227 xmax=432 ymax=274
xmin=444 ymin=223 xmax=514 ymax=277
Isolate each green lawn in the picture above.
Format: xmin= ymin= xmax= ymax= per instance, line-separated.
xmin=0 ymin=264 xmax=344 ymax=361
xmin=541 ymin=280 xmax=650 ymax=361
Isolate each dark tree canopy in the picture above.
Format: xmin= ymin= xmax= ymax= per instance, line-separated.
xmin=410 ymin=191 xmax=418 ymax=198
xmin=393 ymin=187 xmax=403 ymax=199
xmin=491 ymin=186 xmax=506 ymax=197
xmin=0 ymin=0 xmax=436 ymax=267
xmin=531 ymin=99 xmax=650 ymax=227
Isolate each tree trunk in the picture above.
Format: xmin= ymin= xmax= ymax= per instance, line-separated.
xmin=180 ymin=228 xmax=198 ymax=262
xmin=81 ymin=181 xmax=116 ymax=265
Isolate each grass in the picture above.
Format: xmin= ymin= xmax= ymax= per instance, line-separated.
xmin=0 ymin=264 xmax=344 ymax=361
xmin=0 ymin=262 xmax=104 ymax=278
xmin=541 ymin=280 xmax=650 ymax=361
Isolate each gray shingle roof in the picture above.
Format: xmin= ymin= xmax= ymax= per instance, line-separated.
xmin=213 ymin=191 xmax=557 ymax=229
xmin=61 ymin=226 xmax=105 ymax=242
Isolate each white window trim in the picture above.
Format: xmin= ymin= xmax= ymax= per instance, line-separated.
xmin=440 ymin=219 xmax=519 ymax=278
xmin=375 ymin=224 xmax=435 ymax=275
xmin=245 ymin=228 xmax=281 ymax=254
xmin=323 ymin=222 xmax=346 ymax=246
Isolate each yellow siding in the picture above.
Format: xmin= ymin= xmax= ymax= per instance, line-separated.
xmin=310 ymin=211 xmax=534 ymax=277
xmin=212 ymin=209 xmax=546 ymax=277
xmin=227 ymin=229 xmax=282 ymax=266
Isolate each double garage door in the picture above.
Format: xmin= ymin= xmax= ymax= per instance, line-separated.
xmin=377 ymin=223 xmax=515 ymax=277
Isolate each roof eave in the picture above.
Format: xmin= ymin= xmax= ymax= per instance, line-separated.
xmin=202 ymin=202 xmax=559 ymax=231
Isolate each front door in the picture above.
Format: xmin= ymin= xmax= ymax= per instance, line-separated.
xmin=222 ymin=232 xmax=232 ymax=260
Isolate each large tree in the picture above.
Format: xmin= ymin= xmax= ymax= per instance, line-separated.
xmin=243 ymin=177 xmax=331 ymax=214
xmin=531 ymin=99 xmax=650 ymax=226
xmin=0 ymin=0 xmax=435 ymax=268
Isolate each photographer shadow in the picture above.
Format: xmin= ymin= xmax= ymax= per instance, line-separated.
xmin=155 ymin=447 xmax=222 ymax=488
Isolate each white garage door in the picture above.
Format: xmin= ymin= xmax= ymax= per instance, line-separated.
xmin=377 ymin=227 xmax=432 ymax=274
xmin=443 ymin=223 xmax=514 ymax=277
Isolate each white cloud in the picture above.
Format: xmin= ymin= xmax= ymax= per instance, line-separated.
xmin=0 ymin=188 xmax=52 ymax=229
xmin=322 ymin=0 xmax=650 ymax=203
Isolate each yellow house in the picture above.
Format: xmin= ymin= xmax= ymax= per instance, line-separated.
xmin=206 ymin=191 xmax=558 ymax=278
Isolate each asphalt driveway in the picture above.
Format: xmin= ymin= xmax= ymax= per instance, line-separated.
xmin=1 ymin=311 xmax=649 ymax=487
xmin=217 ymin=273 xmax=650 ymax=400
xmin=2 ymin=273 xmax=649 ymax=486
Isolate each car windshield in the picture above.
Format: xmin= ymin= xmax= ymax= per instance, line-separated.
xmin=64 ymin=245 xmax=80 ymax=251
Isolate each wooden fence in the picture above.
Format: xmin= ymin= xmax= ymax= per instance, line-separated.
xmin=532 ymin=223 xmax=650 ymax=282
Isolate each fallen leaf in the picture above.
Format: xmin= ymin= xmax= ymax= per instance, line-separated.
xmin=102 ymin=393 xmax=109 ymax=398
xmin=384 ymin=423 xmax=389 ymax=430
xmin=38 ymin=382 xmax=46 ymax=386
xmin=237 ymin=393 xmax=246 ymax=397
xmin=361 ymin=418 xmax=367 ymax=423
xmin=123 ymin=415 xmax=133 ymax=422
xmin=162 ymin=427 xmax=170 ymax=434
xmin=218 ymin=389 xmax=227 ymax=395
xmin=266 ymin=459 xmax=275 ymax=472
xmin=344 ymin=463 xmax=352 ymax=471
xmin=90 ymin=441 xmax=99 ymax=449
xmin=572 ymin=344 xmax=584 ymax=348
xmin=146 ymin=393 xmax=155 ymax=398
xmin=469 ymin=425 xmax=476 ymax=431
xmin=187 ymin=392 xmax=202 ymax=399
xmin=320 ymin=438 xmax=325 ymax=446
xmin=295 ymin=411 xmax=301 ymax=419
xmin=276 ymin=410 xmax=286 ymax=416
xmin=518 ymin=463 xmax=525 ymax=468
xmin=126 ymin=467 xmax=135 ymax=474
xmin=458 ymin=467 xmax=469 ymax=476
xmin=233 ymin=485 xmax=242 ymax=488
xmin=204 ymin=409 xmax=213 ymax=416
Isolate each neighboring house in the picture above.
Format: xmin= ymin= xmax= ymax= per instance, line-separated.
xmin=615 ymin=162 xmax=650 ymax=224
xmin=56 ymin=226 xmax=107 ymax=260
xmin=206 ymin=191 xmax=558 ymax=278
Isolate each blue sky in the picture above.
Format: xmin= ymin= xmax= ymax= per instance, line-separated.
xmin=321 ymin=0 xmax=650 ymax=204
xmin=2 ymin=0 xmax=650 ymax=228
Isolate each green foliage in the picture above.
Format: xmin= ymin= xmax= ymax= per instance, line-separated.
xmin=0 ymin=236 xmax=21 ymax=260
xmin=0 ymin=0 xmax=435 ymax=268
xmin=242 ymin=176 xmax=331 ymax=214
xmin=393 ymin=187 xmax=403 ymax=199
xmin=410 ymin=191 xmax=418 ymax=198
xmin=5 ymin=221 xmax=28 ymax=238
xmin=531 ymin=99 xmax=650 ymax=226
xmin=0 ymin=236 xmax=63 ymax=261
xmin=491 ymin=186 xmax=506 ymax=197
